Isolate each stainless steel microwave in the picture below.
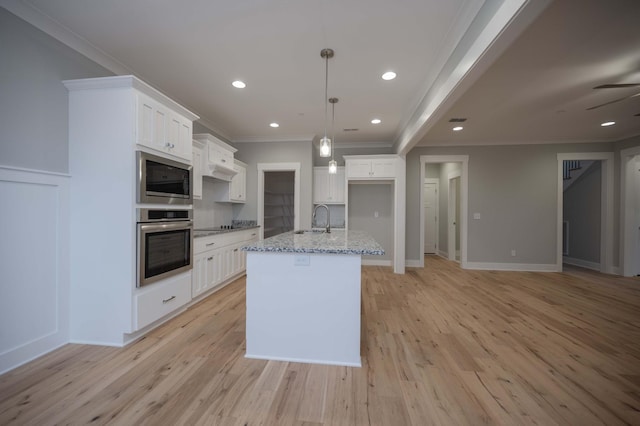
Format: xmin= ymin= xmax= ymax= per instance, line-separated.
xmin=137 ymin=151 xmax=192 ymax=205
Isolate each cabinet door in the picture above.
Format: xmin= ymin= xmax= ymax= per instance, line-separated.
xmin=137 ymin=96 xmax=155 ymax=148
xmin=192 ymin=145 xmax=203 ymax=200
xmin=330 ymin=167 xmax=346 ymax=203
xmin=313 ymin=167 xmax=331 ymax=203
xmin=230 ymin=164 xmax=246 ymax=202
xmin=371 ymin=159 xmax=396 ymax=177
xmin=346 ymin=160 xmax=372 ymax=178
xmin=207 ymin=249 xmax=221 ymax=289
xmin=192 ymin=252 xmax=206 ymax=297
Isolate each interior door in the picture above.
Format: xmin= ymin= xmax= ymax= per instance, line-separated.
xmin=424 ymin=181 xmax=438 ymax=254
xmin=448 ymin=176 xmax=459 ymax=262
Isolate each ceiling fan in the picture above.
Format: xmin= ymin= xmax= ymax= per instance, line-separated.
xmin=586 ymin=83 xmax=640 ymax=110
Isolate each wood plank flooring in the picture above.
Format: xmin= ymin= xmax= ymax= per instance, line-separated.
xmin=1 ymin=256 xmax=640 ymax=425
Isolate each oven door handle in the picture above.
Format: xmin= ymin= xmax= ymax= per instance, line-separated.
xmin=139 ymin=221 xmax=193 ymax=232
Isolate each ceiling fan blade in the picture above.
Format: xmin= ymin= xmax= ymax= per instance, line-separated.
xmin=586 ymin=92 xmax=640 ymax=110
xmin=593 ymin=83 xmax=640 ymax=89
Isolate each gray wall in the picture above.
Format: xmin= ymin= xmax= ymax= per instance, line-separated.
xmin=406 ymin=142 xmax=619 ymax=265
xmin=563 ymin=162 xmax=601 ymax=263
xmin=348 ymin=183 xmax=394 ymax=262
xmin=233 ymin=141 xmax=313 ymax=229
xmin=0 ymin=8 xmax=113 ymax=173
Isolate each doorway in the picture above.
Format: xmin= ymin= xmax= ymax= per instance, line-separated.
xmin=556 ymin=153 xmax=613 ymax=274
xmin=419 ymin=155 xmax=469 ymax=268
xmin=561 ymin=160 xmax=602 ymax=271
xmin=621 ymin=146 xmax=640 ymax=277
xmin=448 ymin=174 xmax=461 ymax=262
xmin=257 ymin=163 xmax=300 ymax=240
xmin=423 ymin=178 xmax=439 ymax=254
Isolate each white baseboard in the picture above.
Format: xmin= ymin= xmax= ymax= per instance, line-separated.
xmin=465 ymin=262 xmax=559 ymax=272
xmin=562 ymin=256 xmax=600 ymax=271
xmin=361 ymin=259 xmax=393 ymax=267
xmin=438 ymin=249 xmax=448 ymax=258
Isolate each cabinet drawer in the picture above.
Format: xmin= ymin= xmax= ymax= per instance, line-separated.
xmin=135 ymin=272 xmax=191 ymax=330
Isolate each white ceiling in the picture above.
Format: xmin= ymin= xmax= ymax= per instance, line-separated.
xmin=3 ymin=0 xmax=639 ymax=150
xmin=423 ymin=0 xmax=640 ymax=146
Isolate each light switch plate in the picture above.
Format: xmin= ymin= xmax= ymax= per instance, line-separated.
xmin=473 ymin=213 xmax=481 ymax=220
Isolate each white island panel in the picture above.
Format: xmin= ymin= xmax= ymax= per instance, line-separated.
xmin=246 ymin=252 xmax=361 ymax=367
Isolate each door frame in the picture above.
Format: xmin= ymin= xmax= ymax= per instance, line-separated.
xmin=257 ymin=162 xmax=300 ymax=240
xmin=423 ymin=178 xmax=439 ymax=254
xmin=556 ymin=153 xmax=613 ymax=274
xmin=419 ymin=155 xmax=469 ymax=268
xmin=448 ymin=171 xmax=460 ymax=262
xmin=621 ymin=145 xmax=640 ymax=276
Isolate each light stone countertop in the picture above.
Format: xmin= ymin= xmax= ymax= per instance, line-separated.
xmin=193 ymin=225 xmax=260 ymax=238
xmin=241 ymin=229 xmax=384 ymax=256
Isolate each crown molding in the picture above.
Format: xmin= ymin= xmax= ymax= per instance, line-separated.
xmin=232 ymin=135 xmax=315 ymax=144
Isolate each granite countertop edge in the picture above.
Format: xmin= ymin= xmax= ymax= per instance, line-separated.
xmin=193 ymin=225 xmax=260 ymax=238
xmin=241 ymin=229 xmax=385 ymax=256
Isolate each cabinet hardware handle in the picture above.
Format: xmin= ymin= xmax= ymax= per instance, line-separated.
xmin=221 ymin=159 xmax=226 ymax=163
xmin=234 ymin=248 xmax=238 ymax=252
xmin=206 ymin=242 xmax=215 ymax=246
xmin=251 ymin=233 xmax=256 ymax=236
xmin=162 ymin=296 xmax=176 ymax=304
xmin=207 ymin=256 xmax=213 ymax=260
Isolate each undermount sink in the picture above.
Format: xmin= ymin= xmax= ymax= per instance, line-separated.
xmin=294 ymin=229 xmax=327 ymax=235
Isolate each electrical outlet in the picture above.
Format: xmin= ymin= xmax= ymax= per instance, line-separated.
xmin=473 ymin=213 xmax=481 ymax=220
xmin=294 ymin=255 xmax=310 ymax=266
xmin=374 ymin=211 xmax=379 ymax=218
xmin=511 ymin=249 xmax=516 ymax=257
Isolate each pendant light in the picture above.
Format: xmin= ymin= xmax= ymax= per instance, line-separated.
xmin=328 ymin=97 xmax=338 ymax=174
xmin=319 ymin=48 xmax=334 ymax=158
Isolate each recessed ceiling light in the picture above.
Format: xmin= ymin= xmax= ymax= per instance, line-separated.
xmin=232 ymin=80 xmax=246 ymax=89
xmin=371 ymin=118 xmax=381 ymax=124
xmin=600 ymin=121 xmax=615 ymax=127
xmin=452 ymin=126 xmax=464 ymax=131
xmin=270 ymin=122 xmax=279 ymax=128
xmin=381 ymin=71 xmax=396 ymax=81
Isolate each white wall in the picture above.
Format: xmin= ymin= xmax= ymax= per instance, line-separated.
xmin=0 ymin=168 xmax=70 ymax=374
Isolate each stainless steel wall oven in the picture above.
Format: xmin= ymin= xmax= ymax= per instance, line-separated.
xmin=137 ymin=208 xmax=192 ymax=287
xmin=137 ymin=151 xmax=192 ymax=205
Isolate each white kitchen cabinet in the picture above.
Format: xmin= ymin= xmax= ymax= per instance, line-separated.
xmin=345 ymin=157 xmax=397 ymax=179
xmin=192 ymin=140 xmax=204 ymax=200
xmin=137 ymin=93 xmax=193 ymax=162
xmin=192 ymin=228 xmax=259 ymax=299
xmin=212 ymin=159 xmax=247 ymax=203
xmin=313 ymin=166 xmax=345 ymax=204
xmin=194 ymin=134 xmax=238 ymax=181
xmin=230 ymin=161 xmax=247 ymax=202
xmin=135 ymin=271 xmax=191 ymax=330
xmin=65 ymin=75 xmax=199 ymax=346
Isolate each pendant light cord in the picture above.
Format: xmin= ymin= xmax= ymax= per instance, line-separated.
xmin=331 ymin=99 xmax=335 ymax=162
xmin=323 ymin=53 xmax=329 ymax=141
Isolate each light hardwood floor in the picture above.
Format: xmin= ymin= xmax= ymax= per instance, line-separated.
xmin=1 ymin=256 xmax=640 ymax=425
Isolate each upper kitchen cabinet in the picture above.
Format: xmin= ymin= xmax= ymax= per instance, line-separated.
xmin=345 ymin=155 xmax=397 ymax=179
xmin=313 ymin=166 xmax=345 ymax=204
xmin=192 ymin=140 xmax=205 ymax=200
xmin=211 ymin=159 xmax=247 ymax=203
xmin=136 ymin=88 xmax=196 ymax=163
xmin=193 ymin=133 xmax=238 ymax=181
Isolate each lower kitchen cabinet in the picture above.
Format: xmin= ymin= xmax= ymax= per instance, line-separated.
xmin=192 ymin=228 xmax=259 ymax=299
xmin=134 ymin=271 xmax=191 ymax=330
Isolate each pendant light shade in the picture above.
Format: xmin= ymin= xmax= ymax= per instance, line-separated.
xmin=328 ymin=97 xmax=338 ymax=174
xmin=319 ymin=48 xmax=334 ymax=158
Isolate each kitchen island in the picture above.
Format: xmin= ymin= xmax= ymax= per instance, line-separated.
xmin=242 ymin=229 xmax=384 ymax=367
